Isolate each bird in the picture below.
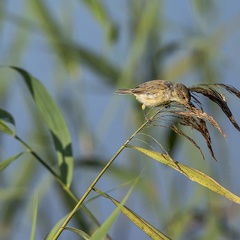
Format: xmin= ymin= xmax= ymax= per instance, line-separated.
xmin=115 ymin=80 xmax=191 ymax=111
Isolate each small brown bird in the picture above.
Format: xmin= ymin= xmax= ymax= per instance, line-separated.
xmin=115 ymin=80 xmax=191 ymax=110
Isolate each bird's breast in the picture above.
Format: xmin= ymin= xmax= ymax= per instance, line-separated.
xmin=135 ymin=92 xmax=171 ymax=107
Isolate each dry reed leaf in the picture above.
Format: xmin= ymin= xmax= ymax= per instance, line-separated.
xmin=176 ymin=112 xmax=216 ymax=160
xmin=171 ymin=124 xmax=205 ymax=160
xmin=212 ymin=84 xmax=240 ymax=98
xmin=177 ymin=105 xmax=226 ymax=137
xmin=189 ymin=84 xmax=240 ymax=131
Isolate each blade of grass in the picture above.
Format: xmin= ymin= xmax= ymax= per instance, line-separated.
xmin=128 ymin=145 xmax=240 ymax=204
xmin=10 ymin=66 xmax=73 ymax=187
xmin=0 ymin=152 xmax=25 ymax=172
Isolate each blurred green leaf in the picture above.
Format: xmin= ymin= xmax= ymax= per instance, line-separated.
xmin=30 ymin=0 xmax=75 ymax=70
xmin=30 ymin=0 xmax=62 ymax=40
xmin=0 ymin=120 xmax=15 ymax=136
xmin=192 ymin=0 xmax=217 ymax=19
xmin=0 ymin=152 xmax=24 ymax=172
xmin=30 ymin=194 xmax=38 ymax=240
xmin=0 ymin=188 xmax=27 ymax=200
xmin=0 ymin=1 xmax=6 ymax=30
xmin=118 ymin=0 xmax=160 ymax=86
xmin=80 ymin=0 xmax=118 ymax=43
xmin=73 ymin=44 xmax=120 ymax=85
xmin=10 ymin=66 xmax=73 ymax=187
xmin=0 ymin=109 xmax=16 ymax=136
xmin=0 ymin=109 xmax=15 ymax=125
xmin=128 ymin=145 xmax=240 ymax=204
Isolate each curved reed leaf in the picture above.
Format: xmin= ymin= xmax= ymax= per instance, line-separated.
xmin=213 ymin=83 xmax=240 ymax=98
xmin=189 ymin=84 xmax=240 ymax=131
xmin=10 ymin=66 xmax=73 ymax=187
xmin=128 ymin=145 xmax=240 ymax=204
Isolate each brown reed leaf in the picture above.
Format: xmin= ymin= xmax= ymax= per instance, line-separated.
xmin=197 ymin=119 xmax=216 ymax=161
xmin=174 ymin=111 xmax=216 ymax=160
xmin=154 ymin=104 xmax=218 ymax=160
xmin=171 ymin=124 xmax=205 ymax=160
xmin=212 ymin=84 xmax=240 ymax=98
xmin=176 ymin=105 xmax=226 ymax=138
xmin=189 ymin=84 xmax=240 ymax=131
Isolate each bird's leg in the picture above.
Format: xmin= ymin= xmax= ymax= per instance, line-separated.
xmin=142 ymin=104 xmax=149 ymax=121
xmin=142 ymin=104 xmax=155 ymax=123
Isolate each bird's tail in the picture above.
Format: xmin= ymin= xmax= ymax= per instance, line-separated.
xmin=114 ymin=89 xmax=132 ymax=94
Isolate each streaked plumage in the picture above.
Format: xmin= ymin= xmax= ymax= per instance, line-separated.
xmin=115 ymin=80 xmax=190 ymax=110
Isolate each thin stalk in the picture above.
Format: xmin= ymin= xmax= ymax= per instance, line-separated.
xmin=52 ymin=108 xmax=163 ymax=239
xmin=15 ymin=135 xmax=81 ymax=201
xmin=15 ymin=135 xmax=63 ymax=183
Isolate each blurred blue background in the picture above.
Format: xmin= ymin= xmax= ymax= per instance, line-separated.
xmin=1 ymin=1 xmax=240 ymax=239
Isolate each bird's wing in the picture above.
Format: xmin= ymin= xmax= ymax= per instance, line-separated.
xmin=132 ymin=80 xmax=172 ymax=94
